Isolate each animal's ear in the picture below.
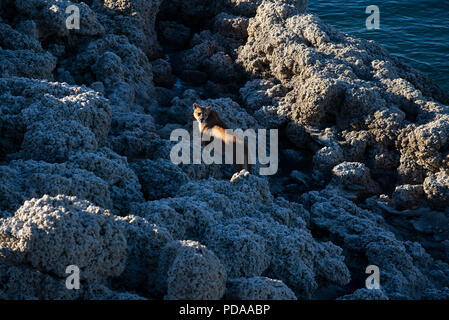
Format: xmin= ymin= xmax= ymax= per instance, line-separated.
xmin=193 ymin=103 xmax=199 ymax=110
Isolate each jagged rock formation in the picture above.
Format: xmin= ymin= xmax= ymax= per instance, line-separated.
xmin=0 ymin=0 xmax=448 ymax=300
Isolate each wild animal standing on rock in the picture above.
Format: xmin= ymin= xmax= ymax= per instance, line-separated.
xmin=193 ymin=103 xmax=252 ymax=173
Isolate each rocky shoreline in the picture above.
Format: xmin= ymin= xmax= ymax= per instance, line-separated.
xmin=1 ymin=0 xmax=449 ymax=300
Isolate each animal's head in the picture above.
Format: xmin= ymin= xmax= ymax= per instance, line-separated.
xmin=193 ymin=103 xmax=211 ymax=123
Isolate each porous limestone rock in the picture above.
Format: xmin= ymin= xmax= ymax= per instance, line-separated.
xmin=0 ymin=0 xmax=448 ymax=301
xmin=0 ymin=195 xmax=127 ymax=282
xmin=0 ymin=49 xmax=56 ymax=79
xmin=423 ymin=172 xmax=449 ymax=209
xmin=213 ymin=13 xmax=249 ymax=40
xmin=69 ymin=34 xmax=155 ymax=109
xmin=68 ymin=147 xmax=145 ymax=214
xmin=392 ymin=184 xmax=425 ymax=209
xmin=131 ymin=173 xmax=350 ymax=298
xmin=0 ymin=22 xmax=42 ymax=51
xmin=302 ymin=189 xmax=449 ymax=299
xmin=226 ymin=277 xmax=297 ymax=300
xmin=151 ymin=58 xmax=176 ymax=88
xmin=157 ymin=240 xmax=227 ymax=300
xmin=0 ymin=77 xmax=111 ymax=162
xmin=204 ymin=222 xmax=271 ymax=278
xmin=113 ymin=215 xmax=173 ymax=294
xmin=0 ymin=160 xmax=112 ymax=215
xmin=130 ymin=159 xmax=190 ymax=201
xmin=237 ymin=0 xmax=449 ymax=192
xmin=338 ymin=288 xmax=388 ymax=300
xmin=331 ymin=162 xmax=380 ymax=196
xmin=93 ymin=0 xmax=162 ymax=59
xmin=107 ymin=111 xmax=159 ymax=159
xmin=0 ymin=263 xmax=80 ymax=300
xmin=82 ymin=283 xmax=147 ymax=300
xmin=14 ymin=0 xmax=105 ymax=38
xmin=131 ymin=196 xmax=222 ymax=240
xmin=21 ymin=120 xmax=98 ymax=162
xmin=240 ymin=79 xmax=286 ymax=112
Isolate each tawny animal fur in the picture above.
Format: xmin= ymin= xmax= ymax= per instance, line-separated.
xmin=193 ymin=103 xmax=251 ymax=173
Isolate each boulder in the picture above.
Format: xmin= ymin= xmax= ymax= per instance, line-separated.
xmin=157 ymin=240 xmax=227 ymax=300
xmin=226 ymin=277 xmax=297 ymax=300
xmin=0 ymin=195 xmax=127 ymax=282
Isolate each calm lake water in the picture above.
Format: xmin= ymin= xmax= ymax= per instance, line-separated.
xmin=307 ymin=0 xmax=449 ymax=91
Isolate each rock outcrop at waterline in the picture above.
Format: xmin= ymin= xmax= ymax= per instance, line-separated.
xmin=1 ymin=0 xmax=448 ymax=300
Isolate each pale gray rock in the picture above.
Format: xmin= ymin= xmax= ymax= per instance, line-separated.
xmin=331 ymin=162 xmax=380 ymax=196
xmin=253 ymin=105 xmax=288 ymax=129
xmin=93 ymin=0 xmax=163 ymax=58
xmin=392 ymin=184 xmax=425 ymax=209
xmin=21 ymin=120 xmax=98 ymax=162
xmin=158 ymin=240 xmax=227 ymax=300
xmin=240 ymin=79 xmax=286 ymax=112
xmin=204 ymin=52 xmax=238 ymax=82
xmin=204 ymin=222 xmax=271 ymax=278
xmin=423 ymin=172 xmax=449 ymax=209
xmin=0 ymin=0 xmax=447 ymax=301
xmin=0 ymin=49 xmax=56 ymax=79
xmin=130 ymin=159 xmax=190 ymax=200
xmin=0 ymin=195 xmax=127 ymax=282
xmin=14 ymin=0 xmax=105 ymax=38
xmin=83 ymin=283 xmax=147 ymax=300
xmin=214 ymin=13 xmax=249 ymax=40
xmin=313 ymin=145 xmax=344 ymax=178
xmin=226 ymin=0 xmax=263 ymax=16
xmin=302 ymin=189 xmax=449 ymax=299
xmin=178 ymin=162 xmax=229 ymax=181
xmin=107 ymin=111 xmax=159 ymax=159
xmin=163 ymin=89 xmax=201 ymax=124
xmin=132 ymin=173 xmax=350 ymax=298
xmin=92 ymin=51 xmax=125 ymax=86
xmin=0 ymin=77 xmax=111 ymax=162
xmin=0 ymin=22 xmax=42 ymax=51
xmin=338 ymin=288 xmax=389 ymax=300
xmin=0 ymin=263 xmax=80 ymax=300
xmin=227 ymin=0 xmax=307 ymax=17
xmin=113 ymin=215 xmax=173 ymax=294
xmin=173 ymin=36 xmax=220 ymax=74
xmin=130 ymin=196 xmax=221 ymax=240
xmin=226 ymin=277 xmax=297 ymax=300
xmin=70 ymin=34 xmax=155 ymax=109
xmin=237 ymin=0 xmax=449 ymax=190
xmin=0 ymin=160 xmax=113 ymax=215
xmin=68 ymin=147 xmax=145 ymax=214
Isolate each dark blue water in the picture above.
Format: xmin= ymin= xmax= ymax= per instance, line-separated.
xmin=308 ymin=1 xmax=449 ymax=91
